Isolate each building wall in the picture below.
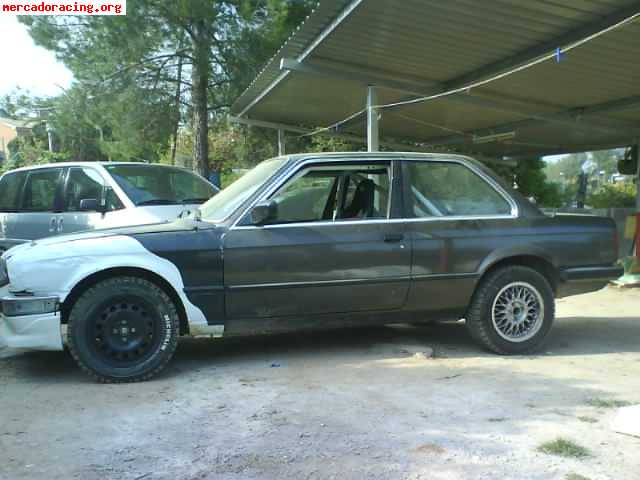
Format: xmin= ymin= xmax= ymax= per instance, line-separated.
xmin=0 ymin=123 xmax=19 ymax=164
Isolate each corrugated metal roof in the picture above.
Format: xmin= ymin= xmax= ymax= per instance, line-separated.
xmin=232 ymin=0 xmax=640 ymax=157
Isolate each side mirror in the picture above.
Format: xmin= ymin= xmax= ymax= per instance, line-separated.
xmin=250 ymin=200 xmax=278 ymax=226
xmin=79 ymin=198 xmax=106 ymax=213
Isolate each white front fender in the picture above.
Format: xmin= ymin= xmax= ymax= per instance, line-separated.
xmin=6 ymin=235 xmax=209 ymax=329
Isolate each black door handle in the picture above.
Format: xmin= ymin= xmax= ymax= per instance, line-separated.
xmin=384 ymin=233 xmax=404 ymax=243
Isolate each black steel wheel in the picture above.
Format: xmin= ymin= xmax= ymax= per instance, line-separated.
xmin=67 ymin=276 xmax=179 ymax=383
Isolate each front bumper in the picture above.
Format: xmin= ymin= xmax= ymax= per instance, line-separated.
xmin=0 ymin=310 xmax=64 ymax=359
xmin=557 ymin=266 xmax=624 ymax=298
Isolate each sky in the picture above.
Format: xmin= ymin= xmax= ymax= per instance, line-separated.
xmin=0 ymin=16 xmax=73 ymax=97
xmin=544 ymin=154 xmax=566 ymax=163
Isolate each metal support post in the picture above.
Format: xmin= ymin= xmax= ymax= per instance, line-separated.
xmin=46 ymin=122 xmax=54 ymax=153
xmin=278 ymin=129 xmax=286 ymax=156
xmin=367 ymin=86 xmax=379 ymax=152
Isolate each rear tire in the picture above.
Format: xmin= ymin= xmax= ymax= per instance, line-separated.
xmin=67 ymin=276 xmax=179 ymax=383
xmin=466 ymin=266 xmax=554 ymax=354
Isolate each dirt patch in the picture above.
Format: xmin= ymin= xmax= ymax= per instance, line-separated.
xmin=1 ymin=287 xmax=639 ymax=480
xmin=412 ymin=442 xmax=446 ymax=455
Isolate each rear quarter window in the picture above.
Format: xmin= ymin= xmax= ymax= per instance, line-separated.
xmin=407 ymin=161 xmax=512 ymax=217
xmin=0 ymin=171 xmax=27 ymax=212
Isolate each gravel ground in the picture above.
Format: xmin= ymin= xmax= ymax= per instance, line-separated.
xmin=1 ymin=287 xmax=639 ymax=480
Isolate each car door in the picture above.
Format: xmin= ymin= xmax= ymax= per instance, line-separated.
xmin=12 ymin=167 xmax=65 ymax=241
xmin=401 ymin=159 xmax=518 ymax=315
xmin=223 ymin=159 xmax=411 ymax=320
xmin=58 ymin=166 xmax=125 ymax=235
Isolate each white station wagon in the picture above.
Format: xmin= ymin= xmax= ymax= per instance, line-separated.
xmin=0 ymin=162 xmax=218 ymax=252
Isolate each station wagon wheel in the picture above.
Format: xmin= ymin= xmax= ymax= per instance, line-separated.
xmin=67 ymin=276 xmax=180 ymax=383
xmin=466 ymin=266 xmax=555 ymax=355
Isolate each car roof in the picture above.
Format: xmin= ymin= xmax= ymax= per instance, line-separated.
xmin=2 ymin=162 xmax=194 ymax=174
xmin=2 ymin=152 xmax=478 ymax=175
xmin=280 ymin=151 xmax=477 ymax=167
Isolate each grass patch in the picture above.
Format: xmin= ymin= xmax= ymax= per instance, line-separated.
xmin=566 ymin=474 xmax=591 ymax=480
xmin=413 ymin=442 xmax=445 ymax=454
xmin=577 ymin=416 xmax=598 ymax=424
xmin=537 ymin=438 xmax=591 ymax=458
xmin=586 ymin=398 xmax=631 ymax=409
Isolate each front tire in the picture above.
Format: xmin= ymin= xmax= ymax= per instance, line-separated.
xmin=67 ymin=276 xmax=179 ymax=383
xmin=466 ymin=266 xmax=554 ymax=354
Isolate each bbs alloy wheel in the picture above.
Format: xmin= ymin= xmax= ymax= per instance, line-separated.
xmin=466 ymin=266 xmax=555 ymax=354
xmin=491 ymin=282 xmax=545 ymax=343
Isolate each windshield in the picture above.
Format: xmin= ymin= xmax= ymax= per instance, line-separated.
xmin=198 ymin=157 xmax=288 ymax=222
xmin=105 ymin=164 xmax=217 ymax=206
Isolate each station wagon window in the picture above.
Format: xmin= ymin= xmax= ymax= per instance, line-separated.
xmin=105 ymin=164 xmax=216 ymax=206
xmin=0 ymin=171 xmax=27 ymax=212
xmin=65 ymin=168 xmax=106 ymax=211
xmin=22 ymin=168 xmax=62 ymax=212
xmin=267 ymin=163 xmax=391 ymax=225
xmin=406 ymin=162 xmax=511 ymax=217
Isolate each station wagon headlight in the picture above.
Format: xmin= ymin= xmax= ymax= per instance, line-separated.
xmin=1 ymin=296 xmax=59 ymax=317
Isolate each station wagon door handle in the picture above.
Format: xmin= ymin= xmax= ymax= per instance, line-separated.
xmin=384 ymin=233 xmax=404 ymax=243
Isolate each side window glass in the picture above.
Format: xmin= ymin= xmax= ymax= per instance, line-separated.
xmin=22 ymin=169 xmax=62 ymax=212
xmin=65 ymin=168 xmax=105 ymax=212
xmin=265 ymin=163 xmax=391 ymax=225
xmin=269 ymin=171 xmax=340 ymax=224
xmin=407 ymin=162 xmax=511 ymax=217
xmin=338 ymin=169 xmax=389 ymax=219
xmin=0 ymin=172 xmax=27 ymax=212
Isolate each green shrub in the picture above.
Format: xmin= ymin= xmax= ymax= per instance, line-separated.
xmin=588 ymin=183 xmax=637 ymax=208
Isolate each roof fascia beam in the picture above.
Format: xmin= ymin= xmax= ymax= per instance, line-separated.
xmin=229 ymin=115 xmax=428 ymax=151
xmin=280 ymin=57 xmax=439 ymax=96
xmin=228 ymin=116 xmax=515 ymax=166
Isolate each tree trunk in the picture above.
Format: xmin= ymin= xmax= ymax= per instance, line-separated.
xmin=170 ymin=50 xmax=183 ymax=166
xmin=191 ymin=20 xmax=210 ymax=178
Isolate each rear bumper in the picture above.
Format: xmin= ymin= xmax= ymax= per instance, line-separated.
xmin=557 ymin=266 xmax=623 ymax=298
xmin=0 ymin=311 xmax=64 ymax=358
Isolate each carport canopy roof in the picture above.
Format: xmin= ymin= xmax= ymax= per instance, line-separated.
xmin=231 ymin=0 xmax=640 ymax=158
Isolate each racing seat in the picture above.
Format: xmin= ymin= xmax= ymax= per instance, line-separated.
xmin=342 ymin=179 xmax=375 ymax=218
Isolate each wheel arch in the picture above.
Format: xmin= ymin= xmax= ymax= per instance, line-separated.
xmin=478 ymin=254 xmax=560 ymax=294
xmin=61 ymin=267 xmax=190 ymax=335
